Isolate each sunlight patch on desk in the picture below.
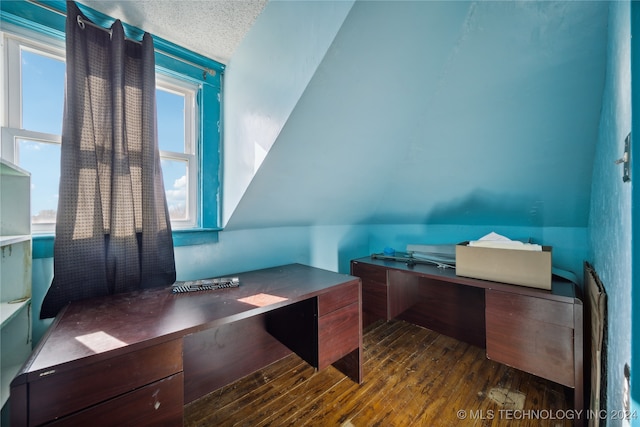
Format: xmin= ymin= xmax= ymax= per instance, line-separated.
xmin=238 ymin=293 xmax=288 ymax=307
xmin=75 ymin=331 xmax=127 ymax=353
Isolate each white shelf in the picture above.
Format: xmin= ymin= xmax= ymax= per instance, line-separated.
xmin=0 ymin=235 xmax=30 ymax=247
xmin=0 ymin=159 xmax=29 ymax=176
xmin=0 ymin=159 xmax=32 ymax=413
xmin=1 ymin=239 xmax=31 ymax=304
xmin=0 ymin=299 xmax=30 ymax=328
xmin=0 ymin=160 xmax=30 ymax=237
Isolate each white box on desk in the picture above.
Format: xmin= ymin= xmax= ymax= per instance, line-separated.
xmin=455 ymin=243 xmax=552 ymax=290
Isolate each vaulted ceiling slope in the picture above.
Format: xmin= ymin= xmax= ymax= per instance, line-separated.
xmin=225 ymin=0 xmax=609 ymax=230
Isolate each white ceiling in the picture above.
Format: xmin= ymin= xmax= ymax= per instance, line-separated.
xmin=77 ymin=0 xmax=268 ymax=64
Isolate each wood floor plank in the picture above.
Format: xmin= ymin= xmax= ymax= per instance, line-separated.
xmin=184 ymin=354 xmax=306 ymax=423
xmin=240 ymin=363 xmax=348 ymax=426
xmin=325 ymin=325 xmax=441 ymax=426
xmin=354 ymin=333 xmax=466 ymax=425
xmin=443 ymin=347 xmax=503 ymax=426
xmin=185 ymin=320 xmax=574 ymax=426
xmin=402 ymin=338 xmax=477 ymax=425
xmin=185 ymin=357 xmax=315 ymax=426
xmin=305 ymin=323 xmax=439 ymax=426
xmin=222 ymin=364 xmax=318 ymax=426
xmin=246 ymin=321 xmax=408 ymax=427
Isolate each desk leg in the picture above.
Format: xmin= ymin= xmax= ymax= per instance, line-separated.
xmin=267 ymin=295 xmax=363 ymax=385
xmin=387 ymin=270 xmax=421 ymax=319
xmin=266 ymin=298 xmax=318 ymax=367
xmin=332 ymin=348 xmax=362 ymax=384
xmin=10 ymin=381 xmax=28 ymax=427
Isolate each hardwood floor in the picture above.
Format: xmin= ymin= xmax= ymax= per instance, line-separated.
xmin=185 ymin=319 xmax=573 ymax=426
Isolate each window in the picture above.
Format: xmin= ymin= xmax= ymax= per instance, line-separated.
xmin=1 ymin=36 xmax=64 ymax=234
xmin=2 ymin=35 xmax=201 ymax=232
xmin=1 ymin=3 xmax=222 ymax=240
xmin=156 ymin=76 xmax=199 ymax=228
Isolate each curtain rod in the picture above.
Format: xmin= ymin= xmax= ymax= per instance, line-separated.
xmin=24 ymin=0 xmax=218 ymax=78
xmin=75 ymin=14 xmax=140 ymax=44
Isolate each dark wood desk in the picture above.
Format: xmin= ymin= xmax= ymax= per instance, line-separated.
xmin=351 ymin=256 xmax=583 ymax=416
xmin=11 ymin=264 xmax=362 ymax=426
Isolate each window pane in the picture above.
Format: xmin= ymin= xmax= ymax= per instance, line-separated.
xmin=161 ymin=158 xmax=188 ymax=221
xmin=21 ymin=50 xmax=65 ymax=135
xmin=157 ymin=89 xmax=185 ymax=153
xmin=17 ymin=139 xmax=60 ymax=224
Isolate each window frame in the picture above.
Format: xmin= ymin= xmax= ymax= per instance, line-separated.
xmin=0 ymin=1 xmax=223 ymax=252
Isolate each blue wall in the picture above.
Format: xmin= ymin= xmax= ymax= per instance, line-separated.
xmin=225 ymin=1 xmax=607 ymax=231
xmin=631 ymin=2 xmax=640 ymax=425
xmin=31 ymin=222 xmax=587 ymax=344
xmin=222 ymin=0 xmax=354 ymax=225
xmin=588 ymin=0 xmax=633 ymax=421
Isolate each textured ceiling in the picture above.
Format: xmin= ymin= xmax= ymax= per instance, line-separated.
xmin=77 ymin=0 xmax=267 ymax=64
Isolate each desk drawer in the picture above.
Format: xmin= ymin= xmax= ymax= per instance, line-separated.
xmin=318 ymin=282 xmax=359 ymax=316
xmin=30 ymin=339 xmax=182 ymax=426
xmin=46 ymin=372 xmax=183 ymax=426
xmin=351 ymin=261 xmax=388 ymax=283
xmin=318 ymin=302 xmax=359 ymax=370
xmin=362 ymin=280 xmax=388 ymax=319
xmin=352 ymin=261 xmax=388 ymax=326
xmin=486 ymin=290 xmax=575 ymax=387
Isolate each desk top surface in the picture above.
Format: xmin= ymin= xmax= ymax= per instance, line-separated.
xmin=352 ymin=256 xmax=580 ymax=302
xmin=17 ymin=264 xmax=358 ymax=381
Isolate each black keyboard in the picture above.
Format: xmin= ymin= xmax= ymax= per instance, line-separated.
xmin=171 ymin=277 xmax=240 ymax=293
